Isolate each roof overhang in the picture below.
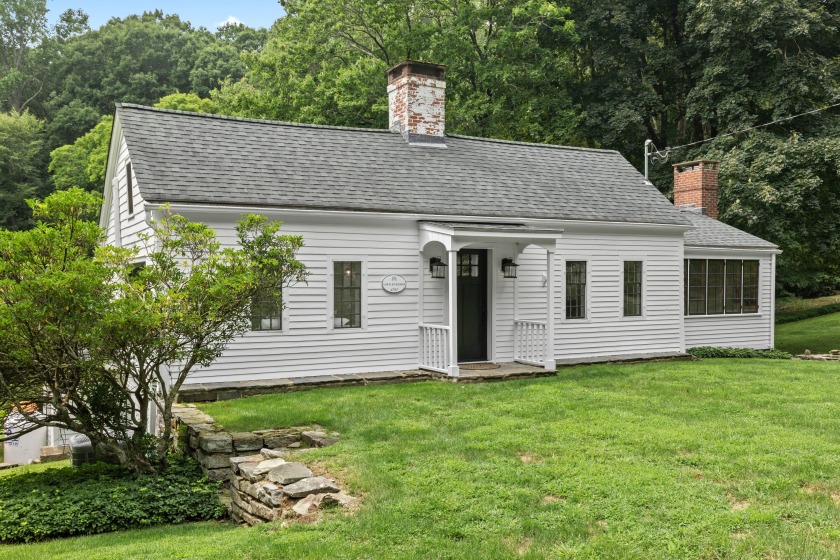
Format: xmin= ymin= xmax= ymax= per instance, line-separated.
xmin=419 ymin=221 xmax=563 ymax=253
xmin=684 ymin=245 xmax=782 ymax=256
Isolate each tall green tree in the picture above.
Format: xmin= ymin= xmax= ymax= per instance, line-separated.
xmin=45 ymin=11 xmax=265 ymax=117
xmin=48 ymin=115 xmax=112 ymax=192
xmin=216 ymin=0 xmax=582 ymax=143
xmin=0 ymin=0 xmax=88 ymax=113
xmin=0 ymin=109 xmax=47 ymax=229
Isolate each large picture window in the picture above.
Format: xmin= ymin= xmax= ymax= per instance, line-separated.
xmin=566 ymin=261 xmax=587 ymax=320
xmin=334 ymin=261 xmax=362 ymax=328
xmin=684 ymin=259 xmax=759 ymax=316
xmin=623 ymin=261 xmax=643 ymax=317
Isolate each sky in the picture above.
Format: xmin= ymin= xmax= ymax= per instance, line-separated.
xmin=47 ymin=0 xmax=286 ymax=30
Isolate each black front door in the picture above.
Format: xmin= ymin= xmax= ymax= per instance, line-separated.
xmin=457 ymin=249 xmax=488 ymax=362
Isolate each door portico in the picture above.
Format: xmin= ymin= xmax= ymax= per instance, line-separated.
xmin=418 ymin=222 xmax=563 ymax=377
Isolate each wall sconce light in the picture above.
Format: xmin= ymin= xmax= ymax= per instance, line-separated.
xmin=501 ymin=258 xmax=519 ymax=279
xmin=429 ymin=257 xmax=447 ymax=279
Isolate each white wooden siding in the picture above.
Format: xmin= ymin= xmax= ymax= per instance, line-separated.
xmin=538 ymin=230 xmax=684 ymax=359
xmin=683 ymin=251 xmax=774 ymax=349
xmin=104 ymin=135 xmax=152 ymax=255
xmin=184 ymin=214 xmax=422 ymax=381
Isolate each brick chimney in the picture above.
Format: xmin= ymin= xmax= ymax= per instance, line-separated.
xmin=673 ymin=160 xmax=719 ymax=219
xmin=387 ymin=61 xmax=447 ymax=146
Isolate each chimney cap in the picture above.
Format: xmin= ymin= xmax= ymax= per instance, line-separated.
xmin=673 ymin=160 xmax=719 ymax=170
xmin=387 ymin=60 xmax=447 ymax=84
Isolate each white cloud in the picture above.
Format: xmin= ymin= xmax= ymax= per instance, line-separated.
xmin=216 ymin=16 xmax=244 ymax=29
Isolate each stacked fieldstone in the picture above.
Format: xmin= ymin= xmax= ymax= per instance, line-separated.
xmin=797 ymin=349 xmax=840 ymax=361
xmin=171 ymin=404 xmax=357 ymax=526
xmin=229 ymin=449 xmax=358 ymax=525
xmin=172 ymin=404 xmax=338 ymax=482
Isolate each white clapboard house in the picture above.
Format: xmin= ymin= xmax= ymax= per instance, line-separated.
xmin=100 ymin=61 xmax=779 ymax=383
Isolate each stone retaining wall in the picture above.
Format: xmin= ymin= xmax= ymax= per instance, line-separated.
xmin=796 ymin=349 xmax=840 ymax=361
xmin=173 ymin=404 xmax=335 ymax=481
xmin=172 ymin=404 xmax=357 ymax=526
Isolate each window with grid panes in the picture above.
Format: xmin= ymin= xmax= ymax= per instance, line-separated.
xmin=688 ymin=259 xmax=707 ymax=315
xmin=707 ymin=260 xmax=725 ymax=314
xmin=742 ymin=261 xmax=759 ymax=313
xmin=623 ymin=261 xmax=642 ymax=316
xmin=566 ymin=261 xmax=587 ymax=319
xmin=251 ymin=293 xmax=282 ymax=331
xmin=334 ymin=261 xmax=362 ymax=328
xmin=683 ymin=259 xmax=759 ymax=315
xmin=725 ymin=260 xmax=743 ymax=314
xmin=457 ymin=253 xmax=479 ymax=277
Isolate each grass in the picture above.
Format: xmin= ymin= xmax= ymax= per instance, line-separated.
xmin=775 ymin=312 xmax=840 ymax=355
xmin=776 ymin=293 xmax=840 ymax=324
xmin=0 ymin=460 xmax=69 ymax=478
xmin=3 ymin=359 xmax=839 ymax=559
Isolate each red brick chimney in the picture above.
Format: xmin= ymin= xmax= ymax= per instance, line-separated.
xmin=387 ymin=61 xmax=447 ymax=146
xmin=673 ymin=160 xmax=719 ymax=219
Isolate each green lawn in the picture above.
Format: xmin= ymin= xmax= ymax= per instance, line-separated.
xmin=3 ymin=359 xmax=840 ymax=559
xmin=776 ymin=312 xmax=840 ymax=355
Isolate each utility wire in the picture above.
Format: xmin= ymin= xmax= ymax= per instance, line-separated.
xmin=662 ymin=99 xmax=840 ymax=153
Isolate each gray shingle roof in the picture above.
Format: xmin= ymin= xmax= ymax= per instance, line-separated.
xmin=681 ymin=211 xmax=777 ymax=249
xmin=116 ymin=104 xmax=691 ymax=226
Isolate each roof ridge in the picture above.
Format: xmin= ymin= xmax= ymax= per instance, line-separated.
xmin=445 ymin=133 xmax=620 ymax=154
xmin=115 ymin=103 xmax=393 ymax=134
xmin=115 ymin=103 xmax=620 ymax=153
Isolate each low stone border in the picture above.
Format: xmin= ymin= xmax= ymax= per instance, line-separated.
xmin=177 ymin=369 xmax=437 ymax=403
xmin=796 ymin=349 xmax=840 ymax=361
xmin=172 ymin=405 xmax=357 ymax=526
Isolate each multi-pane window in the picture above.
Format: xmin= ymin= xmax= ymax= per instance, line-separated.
xmin=725 ymin=260 xmax=743 ymax=314
xmin=566 ymin=261 xmax=587 ymax=319
xmin=688 ymin=260 xmax=707 ymax=315
xmin=251 ymin=294 xmax=282 ymax=331
xmin=707 ymin=260 xmax=725 ymax=314
xmin=742 ymin=261 xmax=759 ymax=313
xmin=126 ymin=162 xmax=134 ymax=215
xmin=684 ymin=259 xmax=760 ymax=316
xmin=457 ymin=253 xmax=479 ymax=277
xmin=623 ymin=261 xmax=643 ymax=317
xmin=334 ymin=261 xmax=362 ymax=328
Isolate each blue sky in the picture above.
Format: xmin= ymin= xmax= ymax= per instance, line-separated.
xmin=47 ymin=0 xmax=285 ymax=30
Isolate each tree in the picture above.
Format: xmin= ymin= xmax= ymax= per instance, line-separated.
xmin=0 ymin=188 xmax=307 ymax=471
xmin=215 ymin=0 xmax=582 ymax=143
xmin=44 ymin=11 xmax=266 ymax=117
xmin=0 ymin=0 xmax=88 ymax=112
xmin=48 ymin=116 xmax=112 ymax=192
xmin=0 ymin=109 xmax=47 ymax=230
xmin=154 ymin=93 xmax=221 ymax=114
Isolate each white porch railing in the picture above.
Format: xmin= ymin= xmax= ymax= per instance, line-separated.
xmin=419 ymin=324 xmax=450 ymax=374
xmin=514 ymin=320 xmax=546 ymax=366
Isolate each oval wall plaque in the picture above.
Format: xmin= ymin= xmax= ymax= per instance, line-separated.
xmin=382 ymin=275 xmax=407 ymax=294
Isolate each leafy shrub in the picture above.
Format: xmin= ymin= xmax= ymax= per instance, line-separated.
xmin=687 ymin=346 xmax=792 ymax=359
xmin=0 ymin=456 xmax=225 ymax=543
xmin=775 ymin=303 xmax=840 ymax=324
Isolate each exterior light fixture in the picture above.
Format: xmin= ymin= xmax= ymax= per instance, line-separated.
xmin=429 ymin=257 xmax=447 ymax=279
xmin=501 ymin=258 xmax=519 ymax=279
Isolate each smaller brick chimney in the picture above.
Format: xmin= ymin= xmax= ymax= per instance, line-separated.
xmin=673 ymin=160 xmax=719 ymax=219
xmin=387 ymin=61 xmax=447 ymax=146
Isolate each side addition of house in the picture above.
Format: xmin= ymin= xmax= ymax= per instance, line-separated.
xmin=100 ymin=61 xmax=780 ymax=385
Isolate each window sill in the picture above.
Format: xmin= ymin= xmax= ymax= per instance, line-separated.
xmin=247 ymin=329 xmax=287 ymax=336
xmin=619 ymin=314 xmax=647 ymax=321
xmin=684 ymin=313 xmax=763 ymax=319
